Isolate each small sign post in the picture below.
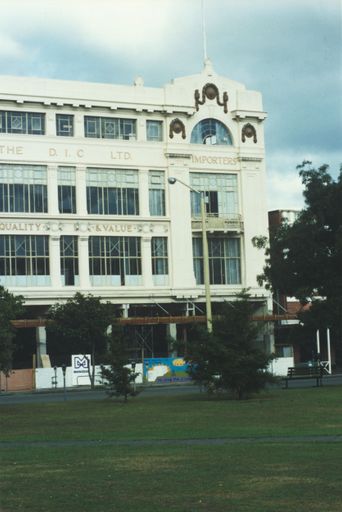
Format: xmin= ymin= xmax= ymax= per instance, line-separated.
xmin=62 ymin=364 xmax=67 ymax=401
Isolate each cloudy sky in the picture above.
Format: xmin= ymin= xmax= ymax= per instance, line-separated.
xmin=0 ymin=0 xmax=341 ymax=210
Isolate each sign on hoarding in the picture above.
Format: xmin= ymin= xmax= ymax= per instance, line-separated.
xmin=144 ymin=358 xmax=191 ymax=383
xmin=72 ymin=354 xmax=91 ymax=386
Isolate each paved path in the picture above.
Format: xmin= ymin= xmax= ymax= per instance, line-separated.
xmin=1 ymin=435 xmax=341 ymax=449
xmin=0 ymin=384 xmax=201 ymax=404
xmin=1 ymin=376 xmax=342 ymax=405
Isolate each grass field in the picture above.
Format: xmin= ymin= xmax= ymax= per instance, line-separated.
xmin=1 ymin=386 xmax=342 ymax=511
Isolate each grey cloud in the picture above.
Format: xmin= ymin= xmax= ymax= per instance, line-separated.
xmin=0 ymin=0 xmax=340 ymax=209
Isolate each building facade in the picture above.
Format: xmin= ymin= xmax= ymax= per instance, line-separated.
xmin=0 ymin=61 xmax=271 ymax=363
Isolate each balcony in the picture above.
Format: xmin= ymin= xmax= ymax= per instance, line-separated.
xmin=191 ymin=213 xmax=243 ymax=233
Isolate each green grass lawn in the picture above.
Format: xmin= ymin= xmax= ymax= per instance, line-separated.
xmin=1 ymin=386 xmax=342 ymax=511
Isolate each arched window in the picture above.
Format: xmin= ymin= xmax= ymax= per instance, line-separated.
xmin=190 ymin=118 xmax=232 ymax=145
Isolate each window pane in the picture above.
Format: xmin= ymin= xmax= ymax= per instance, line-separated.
xmin=146 ymin=120 xmax=163 ymax=141
xmin=58 ymin=185 xmax=76 ymax=213
xmin=0 ymin=112 xmax=5 ymax=133
xmin=84 ymin=117 xmax=100 ymax=137
xmin=29 ymin=114 xmax=44 ymax=133
xmin=0 ymin=111 xmax=45 ymax=135
xmin=56 ymin=114 xmax=74 ymax=136
xmin=192 ymin=236 xmax=241 ymax=285
xmin=86 ymin=169 xmax=139 ymax=216
xmin=84 ymin=116 xmax=136 ymax=139
xmin=0 ymin=235 xmax=49 ymax=282
xmin=60 ymin=236 xmax=78 ymax=286
xmin=151 ymin=237 xmax=168 ymax=276
xmin=190 ymin=173 xmax=238 ymax=217
xmin=149 ymin=171 xmax=165 ymax=216
xmin=89 ymin=236 xmax=141 ymax=285
xmin=190 ymin=118 xmax=232 ymax=145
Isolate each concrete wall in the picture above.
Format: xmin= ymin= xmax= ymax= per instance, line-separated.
xmin=269 ymin=357 xmax=294 ymax=376
xmin=35 ymin=363 xmax=143 ymax=389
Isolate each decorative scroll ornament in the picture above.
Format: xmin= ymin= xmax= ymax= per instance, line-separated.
xmin=241 ymin=123 xmax=257 ymax=143
xmin=169 ymin=118 xmax=186 ymax=139
xmin=194 ymin=83 xmax=228 ymax=113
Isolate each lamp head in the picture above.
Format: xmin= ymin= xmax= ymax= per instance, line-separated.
xmin=168 ymin=177 xmax=177 ymax=185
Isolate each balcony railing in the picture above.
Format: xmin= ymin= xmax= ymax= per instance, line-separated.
xmin=191 ymin=213 xmax=243 ymax=232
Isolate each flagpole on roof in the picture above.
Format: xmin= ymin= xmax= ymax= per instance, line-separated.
xmin=202 ymin=0 xmax=208 ymax=63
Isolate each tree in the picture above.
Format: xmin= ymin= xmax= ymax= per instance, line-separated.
xmin=185 ymin=292 xmax=275 ymax=399
xmin=47 ymin=293 xmax=114 ymax=389
xmin=101 ymin=323 xmax=139 ymax=402
xmin=255 ymin=162 xmax=342 ymax=359
xmin=0 ymin=286 xmax=24 ymax=375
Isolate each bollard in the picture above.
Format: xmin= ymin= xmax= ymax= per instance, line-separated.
xmin=62 ymin=364 xmax=67 ymax=401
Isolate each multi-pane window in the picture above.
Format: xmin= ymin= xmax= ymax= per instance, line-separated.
xmin=84 ymin=116 xmax=136 ymax=140
xmin=60 ymin=236 xmax=78 ymax=286
xmin=0 ymin=164 xmax=47 ymax=213
xmin=0 ymin=111 xmax=45 ymax=135
xmin=193 ymin=236 xmax=241 ymax=285
xmin=56 ymin=114 xmax=74 ymax=136
xmin=0 ymin=235 xmax=50 ymax=286
xmin=86 ymin=168 xmax=139 ymax=215
xmin=149 ymin=171 xmax=165 ymax=216
xmin=58 ymin=166 xmax=76 ymax=214
xmin=190 ymin=173 xmax=238 ymax=217
xmin=89 ymin=236 xmax=142 ymax=286
xmin=151 ymin=237 xmax=168 ymax=286
xmin=146 ymin=120 xmax=163 ymax=141
xmin=190 ymin=118 xmax=232 ymax=145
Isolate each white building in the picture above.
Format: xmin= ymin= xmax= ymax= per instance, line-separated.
xmin=0 ymin=61 xmax=271 ymax=361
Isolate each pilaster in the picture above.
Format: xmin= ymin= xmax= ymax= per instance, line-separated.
xmin=76 ymin=165 xmax=87 ymax=215
xmin=78 ymin=235 xmax=90 ymax=288
xmin=141 ymin=236 xmax=153 ymax=288
xmin=47 ymin=165 xmax=58 ymax=215
xmin=49 ymin=234 xmax=61 ymax=288
xmin=139 ymin=169 xmax=149 ymax=217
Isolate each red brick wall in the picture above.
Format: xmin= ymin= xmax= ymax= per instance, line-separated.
xmin=0 ymin=369 xmax=34 ymax=392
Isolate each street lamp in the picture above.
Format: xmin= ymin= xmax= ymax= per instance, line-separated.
xmin=168 ymin=176 xmax=213 ymax=332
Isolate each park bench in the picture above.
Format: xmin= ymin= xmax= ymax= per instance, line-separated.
xmin=283 ymin=365 xmax=324 ymax=389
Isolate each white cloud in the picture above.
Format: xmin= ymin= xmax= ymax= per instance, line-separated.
xmin=267 ymin=171 xmax=304 ymax=211
xmin=70 ymin=0 xmax=175 ymax=59
xmin=0 ymin=34 xmax=25 ymax=59
xmin=266 ymin=149 xmax=341 ymax=211
xmin=0 ymin=0 xmax=184 ymax=63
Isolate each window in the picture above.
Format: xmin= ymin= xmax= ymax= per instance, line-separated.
xmin=0 ymin=164 xmax=47 ymax=213
xmin=193 ymin=236 xmax=241 ymax=285
xmin=86 ymin=168 xmax=139 ymax=215
xmin=190 ymin=118 xmax=232 ymax=145
xmin=89 ymin=236 xmax=142 ymax=286
xmin=84 ymin=116 xmax=136 ymax=140
xmin=60 ymin=236 xmax=78 ymax=286
xmin=149 ymin=171 xmax=165 ymax=216
xmin=275 ymin=345 xmax=293 ymax=358
xmin=151 ymin=237 xmax=168 ymax=285
xmin=0 ymin=235 xmax=50 ymax=286
xmin=190 ymin=173 xmax=238 ymax=217
xmin=58 ymin=167 xmax=76 ymax=213
xmin=56 ymin=114 xmax=74 ymax=136
xmin=0 ymin=111 xmax=45 ymax=135
xmin=146 ymin=120 xmax=163 ymax=141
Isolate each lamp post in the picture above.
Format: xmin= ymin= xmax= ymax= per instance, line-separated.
xmin=168 ymin=177 xmax=212 ymax=333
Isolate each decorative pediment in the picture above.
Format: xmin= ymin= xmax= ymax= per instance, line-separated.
xmin=241 ymin=123 xmax=257 ymax=143
xmin=194 ymin=83 xmax=228 ymax=113
xmin=169 ymin=118 xmax=186 ymax=139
